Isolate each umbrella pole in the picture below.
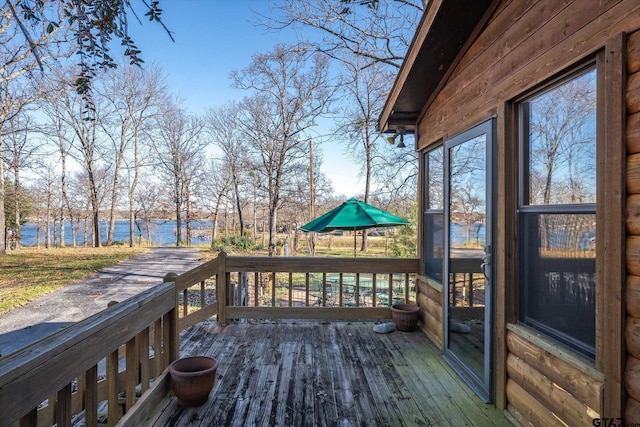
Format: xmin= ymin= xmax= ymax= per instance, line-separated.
xmin=354 ymin=230 xmax=357 ymax=257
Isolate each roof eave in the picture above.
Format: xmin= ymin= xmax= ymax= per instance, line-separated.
xmin=378 ymin=0 xmax=499 ymax=135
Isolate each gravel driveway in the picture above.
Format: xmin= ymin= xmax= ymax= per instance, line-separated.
xmin=0 ymin=247 xmax=202 ymax=357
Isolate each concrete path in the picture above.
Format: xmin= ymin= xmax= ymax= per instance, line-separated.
xmin=0 ymin=247 xmax=202 ymax=357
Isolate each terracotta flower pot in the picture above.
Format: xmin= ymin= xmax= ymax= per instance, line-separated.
xmin=169 ymin=356 xmax=218 ymax=407
xmin=391 ymin=303 xmax=420 ymax=332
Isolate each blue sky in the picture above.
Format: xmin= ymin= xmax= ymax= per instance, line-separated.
xmin=126 ymin=0 xmax=365 ymax=198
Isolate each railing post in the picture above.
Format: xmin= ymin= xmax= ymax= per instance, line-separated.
xmin=163 ymin=272 xmax=179 ymax=364
xmin=217 ymin=252 xmax=227 ymax=325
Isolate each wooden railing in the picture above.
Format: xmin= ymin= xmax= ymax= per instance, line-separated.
xmin=179 ymin=252 xmax=419 ymax=325
xmin=449 ymin=258 xmax=484 ymax=308
xmin=0 ymin=280 xmax=178 ymax=427
xmin=0 ymin=252 xmax=419 ymax=426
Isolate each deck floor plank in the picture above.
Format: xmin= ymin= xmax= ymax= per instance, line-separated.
xmin=144 ymin=320 xmax=512 ymax=427
xmin=325 ymin=326 xmax=358 ymax=426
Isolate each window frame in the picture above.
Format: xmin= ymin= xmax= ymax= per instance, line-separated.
xmin=423 ymin=145 xmax=444 ymax=283
xmin=515 ymin=62 xmax=599 ymax=360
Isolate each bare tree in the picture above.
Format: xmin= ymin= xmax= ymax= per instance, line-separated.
xmin=232 ymin=45 xmax=334 ymax=254
xmin=134 ymin=173 xmax=163 ymax=246
xmin=39 ymin=72 xmax=81 ymax=247
xmin=334 ymin=59 xmax=395 ymax=252
xmin=95 ymin=63 xmax=165 ymax=246
xmin=199 ymin=157 xmax=231 ymax=246
xmin=0 ymin=4 xmax=66 ymax=254
xmin=204 ymin=102 xmax=250 ymax=237
xmin=528 ymin=73 xmax=597 ymax=205
xmin=150 ymin=98 xmax=207 ymax=247
xmin=264 ymin=0 xmax=422 ymax=212
xmin=49 ymin=83 xmax=107 ymax=247
xmin=527 ymin=70 xmax=597 ymax=252
xmin=2 ymin=112 xmax=43 ymax=248
xmin=262 ymin=0 xmax=423 ymax=69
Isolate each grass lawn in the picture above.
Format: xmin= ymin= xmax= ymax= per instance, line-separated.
xmin=196 ymin=233 xmax=401 ymax=260
xmin=0 ymin=246 xmax=146 ymax=314
xmin=0 ymin=234 xmax=407 ymax=315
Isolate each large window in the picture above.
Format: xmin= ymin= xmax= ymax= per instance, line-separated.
xmin=517 ymin=66 xmax=597 ymax=359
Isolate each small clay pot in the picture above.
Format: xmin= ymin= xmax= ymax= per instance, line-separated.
xmin=391 ymin=303 xmax=420 ymax=332
xmin=169 ymin=356 xmax=218 ymax=406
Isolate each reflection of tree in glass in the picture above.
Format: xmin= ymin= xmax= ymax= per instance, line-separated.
xmin=528 ymin=69 xmax=596 ymax=206
xmin=449 ymin=135 xmax=486 ymax=248
xmin=427 ymin=148 xmax=444 ymax=210
xmin=525 ymin=69 xmax=596 ymax=253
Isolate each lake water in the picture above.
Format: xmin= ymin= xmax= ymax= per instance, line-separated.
xmin=18 ymin=220 xmax=213 ymax=247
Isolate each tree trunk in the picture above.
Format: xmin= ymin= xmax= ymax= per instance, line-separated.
xmin=45 ymin=192 xmax=51 ymax=249
xmin=106 ymin=166 xmax=120 ymax=246
xmin=175 ymin=195 xmax=182 ymax=247
xmin=13 ymin=172 xmax=21 ymax=250
xmin=0 ymin=137 xmax=6 ymax=256
xmin=59 ymin=210 xmax=65 ymax=248
xmin=128 ymin=130 xmax=140 ymax=247
xmin=233 ymin=175 xmax=244 ymax=237
xmin=185 ymin=189 xmax=192 ymax=246
xmin=268 ymin=202 xmax=278 ymax=256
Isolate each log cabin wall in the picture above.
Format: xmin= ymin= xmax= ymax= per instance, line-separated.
xmin=411 ymin=0 xmax=640 ymax=424
xmin=416 ymin=277 xmax=444 ymax=348
xmin=626 ymin=29 xmax=640 ymax=420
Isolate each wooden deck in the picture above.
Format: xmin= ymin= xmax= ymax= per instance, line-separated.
xmin=145 ymin=320 xmax=511 ymax=426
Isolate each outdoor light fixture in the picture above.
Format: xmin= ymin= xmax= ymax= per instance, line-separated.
xmin=386 ymin=126 xmax=407 ymax=148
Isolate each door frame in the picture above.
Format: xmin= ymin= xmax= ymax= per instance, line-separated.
xmin=442 ymin=118 xmax=496 ymax=403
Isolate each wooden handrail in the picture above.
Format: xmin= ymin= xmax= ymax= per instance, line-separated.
xmin=0 ymin=281 xmax=178 ymax=427
xmin=174 ymin=253 xmax=420 ymax=326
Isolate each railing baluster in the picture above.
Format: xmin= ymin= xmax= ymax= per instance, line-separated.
xmin=235 ymin=272 xmax=240 ymax=306
xmin=153 ymin=319 xmax=162 ymax=377
xmin=388 ymin=274 xmax=393 ymax=306
xmin=19 ymin=408 xmax=37 ymax=427
xmin=288 ymin=272 xmax=293 ymax=307
xmin=200 ymin=280 xmax=206 ymax=309
xmin=140 ymin=327 xmax=150 ymax=395
xmin=182 ymin=288 xmax=188 ymax=317
xmin=339 ymin=273 xmax=344 ymax=307
xmin=162 ymin=313 xmax=172 ymax=369
xmin=305 ymin=273 xmax=310 ymax=306
xmin=405 ymin=274 xmax=410 ymax=303
xmin=322 ymin=273 xmax=327 ymax=306
xmin=252 ymin=272 xmax=257 ymax=307
xmin=356 ymin=273 xmax=360 ymax=307
xmin=85 ymin=365 xmax=98 ymax=427
xmin=57 ymin=383 xmax=72 ymax=427
xmin=125 ymin=337 xmax=139 ymax=411
xmin=107 ymin=348 xmax=120 ymax=427
xmin=372 ymin=274 xmax=377 ymax=307
xmin=271 ymin=272 xmax=276 ymax=307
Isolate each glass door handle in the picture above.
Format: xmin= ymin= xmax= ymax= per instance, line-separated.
xmin=481 ymin=253 xmax=491 ymax=280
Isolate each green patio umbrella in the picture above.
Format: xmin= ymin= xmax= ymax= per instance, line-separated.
xmin=300 ymin=198 xmax=410 ymax=256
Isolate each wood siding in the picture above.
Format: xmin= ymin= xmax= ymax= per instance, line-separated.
xmin=411 ymin=0 xmax=640 ymax=424
xmin=416 ymin=276 xmax=444 ymax=348
xmin=417 ymin=0 xmax=640 ymax=146
xmin=626 ymin=28 xmax=640 ymax=423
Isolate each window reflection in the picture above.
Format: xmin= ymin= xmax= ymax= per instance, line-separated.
xmin=519 ymin=213 xmax=595 ymax=357
xmin=424 ymin=147 xmax=444 ymax=281
xmin=526 ymin=69 xmax=597 ymax=205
